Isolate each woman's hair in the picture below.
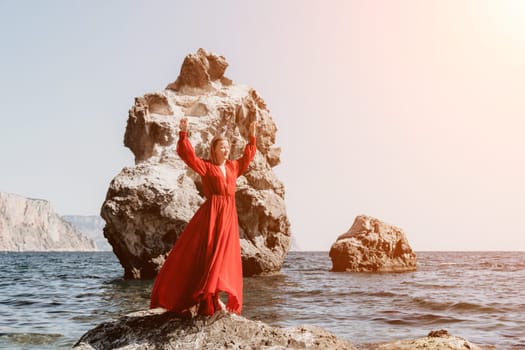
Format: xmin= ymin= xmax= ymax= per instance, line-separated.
xmin=209 ymin=134 xmax=230 ymax=164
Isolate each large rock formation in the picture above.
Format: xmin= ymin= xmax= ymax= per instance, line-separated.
xmin=101 ymin=48 xmax=291 ymax=279
xmin=62 ymin=215 xmax=111 ymax=251
xmin=329 ymin=215 xmax=416 ymax=272
xmin=73 ymin=308 xmax=356 ymax=350
xmin=0 ymin=192 xmax=96 ymax=251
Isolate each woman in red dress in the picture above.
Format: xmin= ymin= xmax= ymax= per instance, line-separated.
xmin=150 ymin=117 xmax=258 ymax=316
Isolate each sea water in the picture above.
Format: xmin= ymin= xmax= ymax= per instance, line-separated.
xmin=0 ymin=251 xmax=523 ymax=349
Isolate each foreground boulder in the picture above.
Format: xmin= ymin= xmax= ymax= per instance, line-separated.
xmin=73 ymin=311 xmax=489 ymax=350
xmin=329 ymin=215 xmax=416 ymax=272
xmin=73 ymin=308 xmax=356 ymax=350
xmin=101 ymin=48 xmax=291 ymax=279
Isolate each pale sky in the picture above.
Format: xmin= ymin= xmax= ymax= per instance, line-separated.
xmin=1 ymin=1 xmax=524 ymax=251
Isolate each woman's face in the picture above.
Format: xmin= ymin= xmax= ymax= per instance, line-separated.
xmin=214 ymin=140 xmax=230 ymax=163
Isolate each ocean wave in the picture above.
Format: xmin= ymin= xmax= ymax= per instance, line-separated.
xmin=372 ymin=313 xmax=465 ymax=326
xmin=315 ymin=290 xmax=402 ymax=299
xmin=350 ymin=290 xmax=400 ymax=298
xmin=448 ymin=301 xmax=502 ymax=313
xmin=2 ymin=299 xmax=39 ymax=307
xmin=411 ymin=297 xmax=503 ymax=314
xmin=0 ymin=332 xmax=62 ymax=345
xmin=400 ymin=281 xmax=456 ymax=289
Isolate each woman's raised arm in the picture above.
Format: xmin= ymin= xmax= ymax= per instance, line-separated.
xmin=176 ymin=117 xmax=207 ymax=176
xmin=235 ymin=121 xmax=258 ymax=177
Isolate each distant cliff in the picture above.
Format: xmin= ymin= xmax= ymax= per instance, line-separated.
xmin=62 ymin=215 xmax=111 ymax=251
xmin=0 ymin=192 xmax=96 ymax=251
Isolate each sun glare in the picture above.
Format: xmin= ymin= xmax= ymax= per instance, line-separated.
xmin=480 ymin=0 xmax=525 ymax=43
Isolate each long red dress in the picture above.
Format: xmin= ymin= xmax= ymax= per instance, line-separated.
xmin=150 ymin=131 xmax=256 ymax=316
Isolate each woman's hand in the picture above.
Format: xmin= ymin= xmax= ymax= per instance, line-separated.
xmin=180 ymin=117 xmax=188 ymax=132
xmin=249 ymin=120 xmax=259 ymax=137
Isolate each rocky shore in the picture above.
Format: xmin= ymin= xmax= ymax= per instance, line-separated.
xmin=73 ymin=309 xmax=488 ymax=350
xmin=85 ymin=49 xmax=487 ymax=350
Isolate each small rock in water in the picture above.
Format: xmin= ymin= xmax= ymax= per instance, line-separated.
xmin=329 ymin=215 xmax=417 ymax=272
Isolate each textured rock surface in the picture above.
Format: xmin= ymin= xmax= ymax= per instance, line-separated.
xmin=0 ymin=192 xmax=96 ymax=251
xmin=62 ymin=215 xmax=111 ymax=251
xmin=101 ymin=48 xmax=290 ymax=279
xmin=73 ymin=312 xmax=489 ymax=350
xmin=358 ymin=329 xmax=485 ymax=350
xmin=73 ymin=308 xmax=356 ymax=350
xmin=329 ymin=215 xmax=416 ymax=272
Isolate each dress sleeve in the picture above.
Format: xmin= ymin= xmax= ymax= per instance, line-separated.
xmin=234 ymin=136 xmax=257 ymax=177
xmin=176 ymin=131 xmax=207 ymax=176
